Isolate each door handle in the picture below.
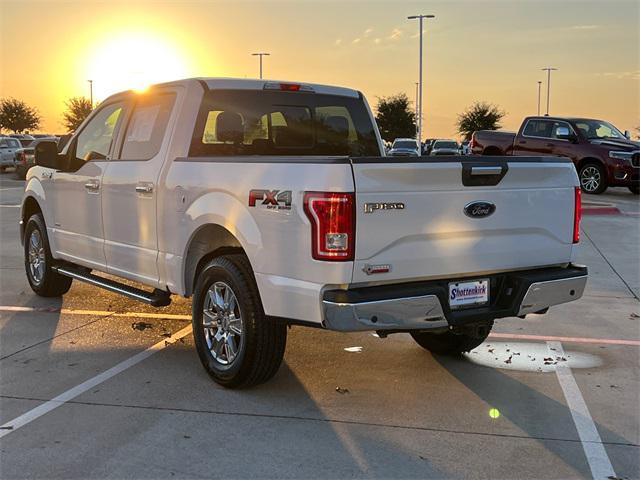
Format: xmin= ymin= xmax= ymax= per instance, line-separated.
xmin=84 ymin=180 xmax=100 ymax=191
xmin=471 ymin=166 xmax=503 ymax=176
xmin=135 ymin=183 xmax=153 ymax=194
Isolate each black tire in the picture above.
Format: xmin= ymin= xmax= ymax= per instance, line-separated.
xmin=0 ymin=166 xmax=5 ymax=173
xmin=411 ymin=327 xmax=491 ymax=355
xmin=24 ymin=213 xmax=73 ymax=297
xmin=628 ymin=186 xmax=639 ymax=195
xmin=579 ymin=162 xmax=607 ymax=194
xmin=192 ymin=254 xmax=287 ymax=388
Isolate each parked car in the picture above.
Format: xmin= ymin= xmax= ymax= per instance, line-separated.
xmin=388 ymin=138 xmax=421 ymax=156
xmin=430 ymin=139 xmax=460 ymax=156
xmin=0 ymin=137 xmax=21 ymax=172
xmin=21 ymin=78 xmax=587 ymax=388
xmin=14 ymin=138 xmax=57 ymax=179
xmin=9 ymin=134 xmax=35 ymax=147
xmin=460 ymin=141 xmax=470 ymax=155
xmin=423 ymin=138 xmax=437 ymax=155
xmin=471 ymin=116 xmax=639 ymax=194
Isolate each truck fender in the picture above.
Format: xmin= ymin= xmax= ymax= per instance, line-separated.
xmin=21 ymin=178 xmax=49 ymax=245
xmin=180 ymin=191 xmax=263 ymax=296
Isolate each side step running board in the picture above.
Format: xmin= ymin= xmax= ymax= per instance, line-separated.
xmin=53 ymin=266 xmax=171 ymax=307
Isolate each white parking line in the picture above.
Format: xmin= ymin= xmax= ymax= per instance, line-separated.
xmin=0 ymin=325 xmax=192 ymax=439
xmin=547 ymin=341 xmax=616 ymax=479
xmin=0 ymin=305 xmax=191 ymax=320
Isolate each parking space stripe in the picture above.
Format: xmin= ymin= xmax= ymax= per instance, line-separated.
xmin=0 ymin=305 xmax=191 ymax=320
xmin=0 ymin=325 xmax=192 ymax=439
xmin=490 ymin=332 xmax=640 ymax=347
xmin=547 ymin=341 xmax=616 ymax=479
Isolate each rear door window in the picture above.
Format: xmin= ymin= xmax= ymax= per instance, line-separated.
xmin=190 ymin=89 xmax=379 ymax=157
xmin=523 ymin=119 xmax=553 ymax=138
xmin=119 ymin=93 xmax=176 ymax=160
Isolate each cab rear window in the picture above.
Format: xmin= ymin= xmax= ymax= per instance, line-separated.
xmin=189 ymin=89 xmax=379 ymax=157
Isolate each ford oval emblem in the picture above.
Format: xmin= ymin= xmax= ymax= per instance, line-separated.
xmin=464 ymin=201 xmax=496 ymax=219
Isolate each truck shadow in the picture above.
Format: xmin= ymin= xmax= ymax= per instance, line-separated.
xmin=433 ymin=352 xmax=636 ymax=477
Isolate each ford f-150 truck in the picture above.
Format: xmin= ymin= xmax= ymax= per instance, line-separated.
xmin=21 ymin=78 xmax=587 ymax=388
xmin=471 ymin=116 xmax=639 ymax=195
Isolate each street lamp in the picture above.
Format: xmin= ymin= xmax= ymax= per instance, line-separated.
xmin=537 ymin=81 xmax=542 ymax=116
xmin=415 ymin=82 xmax=419 ymax=136
xmin=541 ymin=67 xmax=558 ymax=115
xmin=88 ymin=79 xmax=93 ymax=107
xmin=252 ymin=52 xmax=271 ymax=79
xmin=408 ymin=14 xmax=435 ymax=143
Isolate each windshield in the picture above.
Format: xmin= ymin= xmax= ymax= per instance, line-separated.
xmin=574 ymin=120 xmax=625 ymax=140
xmin=393 ymin=141 xmax=418 ymax=149
xmin=434 ymin=141 xmax=458 ymax=149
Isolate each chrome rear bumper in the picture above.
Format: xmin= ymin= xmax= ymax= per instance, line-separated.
xmin=322 ymin=266 xmax=587 ymax=332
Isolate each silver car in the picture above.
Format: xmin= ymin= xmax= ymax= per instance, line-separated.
xmin=388 ymin=138 xmax=421 ymax=157
xmin=0 ymin=137 xmax=21 ymax=171
xmin=430 ymin=139 xmax=460 ymax=156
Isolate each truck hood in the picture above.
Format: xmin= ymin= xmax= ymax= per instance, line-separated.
xmin=588 ymin=138 xmax=639 ymax=151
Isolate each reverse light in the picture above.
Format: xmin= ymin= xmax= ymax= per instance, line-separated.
xmin=303 ymin=192 xmax=355 ymax=261
xmin=573 ymin=187 xmax=581 ymax=244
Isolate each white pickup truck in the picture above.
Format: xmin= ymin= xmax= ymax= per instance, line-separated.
xmin=21 ymin=78 xmax=587 ymax=388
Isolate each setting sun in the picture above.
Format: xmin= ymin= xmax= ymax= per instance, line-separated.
xmin=80 ymin=31 xmax=192 ymax=99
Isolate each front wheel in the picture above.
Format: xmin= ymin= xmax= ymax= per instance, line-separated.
xmin=411 ymin=326 xmax=492 ymax=355
xmin=192 ymin=254 xmax=287 ymax=388
xmin=579 ymin=162 xmax=607 ymax=194
xmin=628 ymin=186 xmax=639 ymax=195
xmin=24 ymin=213 xmax=73 ymax=297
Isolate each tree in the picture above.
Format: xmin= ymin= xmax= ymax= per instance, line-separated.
xmin=0 ymin=98 xmax=41 ymax=133
xmin=375 ymin=93 xmax=416 ymax=142
xmin=62 ymin=97 xmax=93 ymax=132
xmin=456 ymin=102 xmax=505 ymax=141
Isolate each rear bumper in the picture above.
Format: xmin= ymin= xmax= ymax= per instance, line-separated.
xmin=322 ymin=265 xmax=588 ymax=332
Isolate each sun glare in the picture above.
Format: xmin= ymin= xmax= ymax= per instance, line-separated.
xmin=83 ymin=32 xmax=192 ymax=100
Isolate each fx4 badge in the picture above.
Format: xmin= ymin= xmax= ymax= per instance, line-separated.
xmin=249 ymin=189 xmax=292 ymax=210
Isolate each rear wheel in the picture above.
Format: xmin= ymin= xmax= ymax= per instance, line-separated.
xmin=628 ymin=186 xmax=639 ymax=195
xmin=411 ymin=326 xmax=492 ymax=355
xmin=579 ymin=162 xmax=607 ymax=194
xmin=192 ymin=254 xmax=287 ymax=388
xmin=24 ymin=213 xmax=73 ymax=297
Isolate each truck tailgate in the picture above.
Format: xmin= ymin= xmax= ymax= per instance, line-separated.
xmin=351 ymin=157 xmax=578 ymax=284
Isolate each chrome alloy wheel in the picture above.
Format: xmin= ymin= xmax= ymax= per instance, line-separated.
xmin=580 ymin=165 xmax=601 ymax=193
xmin=27 ymin=230 xmax=45 ymax=285
xmin=203 ymin=281 xmax=244 ymax=365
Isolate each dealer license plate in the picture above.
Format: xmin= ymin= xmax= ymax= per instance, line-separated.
xmin=448 ymin=279 xmax=489 ymax=309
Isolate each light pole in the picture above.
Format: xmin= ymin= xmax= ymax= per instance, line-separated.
xmin=252 ymin=52 xmax=270 ymax=79
xmin=541 ymin=67 xmax=558 ymax=115
xmin=537 ymin=81 xmax=542 ymax=116
xmin=408 ymin=14 xmax=435 ymax=143
xmin=88 ymin=79 xmax=93 ymax=107
xmin=415 ymin=82 xmax=419 ymax=137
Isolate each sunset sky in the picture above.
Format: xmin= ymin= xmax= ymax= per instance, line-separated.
xmin=1 ymin=0 xmax=638 ymax=138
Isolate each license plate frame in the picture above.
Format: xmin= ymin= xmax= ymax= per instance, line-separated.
xmin=448 ymin=279 xmax=489 ymax=309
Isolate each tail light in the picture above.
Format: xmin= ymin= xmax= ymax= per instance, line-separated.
xmin=19 ymin=152 xmax=27 ymax=165
xmin=303 ymin=192 xmax=355 ymax=261
xmin=573 ymin=187 xmax=581 ymax=243
xmin=469 ymin=135 xmax=477 ymax=151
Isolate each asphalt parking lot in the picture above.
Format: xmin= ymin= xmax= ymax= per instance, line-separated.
xmin=0 ymin=172 xmax=638 ymax=479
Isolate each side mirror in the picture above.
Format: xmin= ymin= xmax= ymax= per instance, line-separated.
xmin=35 ymin=140 xmax=64 ymax=169
xmin=555 ymin=126 xmax=577 ymax=142
xmin=624 ymin=130 xmax=631 ymax=140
